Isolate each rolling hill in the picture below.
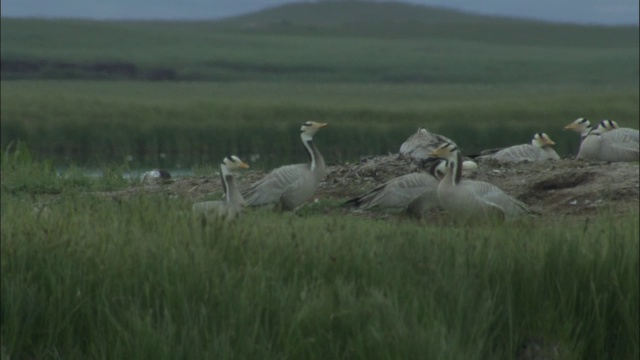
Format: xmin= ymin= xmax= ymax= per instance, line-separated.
xmin=1 ymin=1 xmax=638 ymax=83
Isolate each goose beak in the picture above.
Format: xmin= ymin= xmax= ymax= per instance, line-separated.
xmin=429 ymin=148 xmax=443 ymax=157
xmin=546 ymin=139 xmax=556 ymax=145
xmin=239 ymin=162 xmax=250 ymax=169
xmin=316 ymin=122 xmax=328 ymax=128
xmin=564 ymin=123 xmax=576 ymax=130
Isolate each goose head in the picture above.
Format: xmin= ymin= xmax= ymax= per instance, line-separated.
xmin=430 ymin=158 xmax=477 ymax=179
xmin=532 ymin=132 xmax=556 ymax=148
xmin=564 ymin=117 xmax=591 ymax=135
xmin=598 ymin=119 xmax=619 ymax=131
xmin=222 ymin=155 xmax=250 ymax=171
xmin=591 ymin=120 xmax=619 ymax=135
xmin=300 ymin=121 xmax=328 ymax=139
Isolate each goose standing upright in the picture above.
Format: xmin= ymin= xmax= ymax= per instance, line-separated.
xmin=477 ymin=133 xmax=560 ymax=163
xmin=242 ymin=121 xmax=328 ymax=211
xmin=429 ymin=143 xmax=533 ymax=222
xmin=193 ymin=155 xmax=250 ymax=221
xmin=565 ymin=119 xmax=639 ymax=162
xmin=400 ymin=127 xmax=456 ymax=159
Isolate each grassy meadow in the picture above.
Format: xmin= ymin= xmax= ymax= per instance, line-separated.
xmin=1 ymin=1 xmax=640 ymax=358
xmin=1 ymin=147 xmax=639 ymax=359
xmin=1 ymin=1 xmax=639 ymax=168
xmin=1 ymin=81 xmax=638 ymax=169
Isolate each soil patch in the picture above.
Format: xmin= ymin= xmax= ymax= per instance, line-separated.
xmin=104 ymin=156 xmax=639 ymax=221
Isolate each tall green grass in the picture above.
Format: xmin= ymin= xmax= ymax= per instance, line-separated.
xmin=1 ymin=5 xmax=638 ymax=167
xmin=2 ymin=81 xmax=638 ymax=168
xmin=1 ymin=158 xmax=638 ymax=359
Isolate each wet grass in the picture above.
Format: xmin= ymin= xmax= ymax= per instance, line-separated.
xmin=1 ymin=153 xmax=638 ymax=359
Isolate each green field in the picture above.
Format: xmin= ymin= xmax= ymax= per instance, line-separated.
xmin=1 ymin=1 xmax=639 ymax=168
xmin=1 ymin=2 xmax=639 ymax=358
xmin=1 ymin=81 xmax=638 ymax=169
xmin=1 ymin=148 xmax=639 ymax=359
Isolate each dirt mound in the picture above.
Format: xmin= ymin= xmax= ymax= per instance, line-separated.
xmin=115 ymin=155 xmax=639 ymax=220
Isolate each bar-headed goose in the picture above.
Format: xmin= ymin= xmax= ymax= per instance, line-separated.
xmin=242 ymin=121 xmax=328 ymax=211
xmin=193 ymin=155 xmax=249 ymax=221
xmin=566 ymin=119 xmax=639 ymax=162
xmin=477 ymin=133 xmax=560 ymax=163
xmin=343 ymin=159 xmax=478 ymax=218
xmin=400 ymin=127 xmax=456 ymax=159
xmin=564 ymin=117 xmax=593 ymax=142
xmin=600 ymin=119 xmax=640 ymax=140
xmin=429 ymin=143 xmax=533 ymax=222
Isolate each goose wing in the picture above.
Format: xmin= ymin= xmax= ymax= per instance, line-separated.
xmin=484 ymin=144 xmax=548 ymax=162
xmin=242 ymin=163 xmax=310 ymax=206
xmin=610 ymin=128 xmax=640 ymax=142
xmin=606 ymin=141 xmax=639 ymax=161
xmin=438 ymin=181 xmax=505 ymax=220
xmin=604 ymin=129 xmax=640 ymax=160
xmin=345 ymin=173 xmax=438 ymax=209
xmin=479 ymin=147 xmax=505 ymax=156
xmin=580 ymin=129 xmax=640 ymax=162
xmin=463 ymin=180 xmax=532 ymax=217
xmin=400 ymin=131 xmax=456 ymax=159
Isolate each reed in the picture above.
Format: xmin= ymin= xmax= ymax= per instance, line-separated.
xmin=2 ymin=81 xmax=638 ymax=169
xmin=1 ymin=156 xmax=638 ymax=359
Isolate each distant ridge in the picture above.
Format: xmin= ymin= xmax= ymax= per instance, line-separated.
xmin=1 ymin=1 xmax=637 ymax=82
xmin=213 ymin=0 xmax=623 ymax=28
xmin=210 ymin=0 xmax=638 ymax=46
xmin=214 ymin=1 xmax=492 ymax=27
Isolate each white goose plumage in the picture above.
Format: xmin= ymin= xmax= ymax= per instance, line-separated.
xmin=343 ymin=159 xmax=478 ymax=218
xmin=565 ymin=119 xmax=639 ymax=162
xmin=193 ymin=155 xmax=250 ymax=221
xmin=242 ymin=121 xmax=328 ymax=211
xmin=399 ymin=127 xmax=457 ymax=160
xmin=477 ymin=133 xmax=560 ymax=163
xmin=429 ymin=143 xmax=533 ymax=222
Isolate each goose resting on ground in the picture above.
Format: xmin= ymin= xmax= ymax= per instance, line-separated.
xmin=242 ymin=121 xmax=328 ymax=211
xmin=141 ymin=169 xmax=171 ymax=184
xmin=193 ymin=155 xmax=249 ymax=221
xmin=343 ymin=159 xmax=477 ymax=218
xmin=429 ymin=142 xmax=533 ymax=222
xmin=565 ymin=119 xmax=639 ymax=162
xmin=563 ymin=118 xmax=617 ymax=142
xmin=599 ymin=119 xmax=640 ymax=143
xmin=477 ymin=133 xmax=560 ymax=163
xmin=399 ymin=127 xmax=457 ymax=160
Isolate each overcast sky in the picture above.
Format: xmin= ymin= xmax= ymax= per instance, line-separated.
xmin=2 ymin=0 xmax=638 ymax=25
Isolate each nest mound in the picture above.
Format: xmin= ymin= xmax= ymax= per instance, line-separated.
xmin=109 ymin=155 xmax=639 ymax=220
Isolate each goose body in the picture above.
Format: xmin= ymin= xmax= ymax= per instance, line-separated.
xmin=344 ymin=160 xmax=477 ymax=217
xmin=193 ymin=156 xmax=249 ymax=221
xmin=478 ymin=133 xmax=560 ymax=163
xmin=400 ymin=127 xmax=456 ymax=160
xmin=566 ymin=119 xmax=639 ymax=162
xmin=242 ymin=122 xmax=327 ymax=211
xmin=430 ymin=143 xmax=532 ymax=222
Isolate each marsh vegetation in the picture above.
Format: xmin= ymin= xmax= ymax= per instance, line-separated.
xmin=1 ymin=1 xmax=639 ymax=358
